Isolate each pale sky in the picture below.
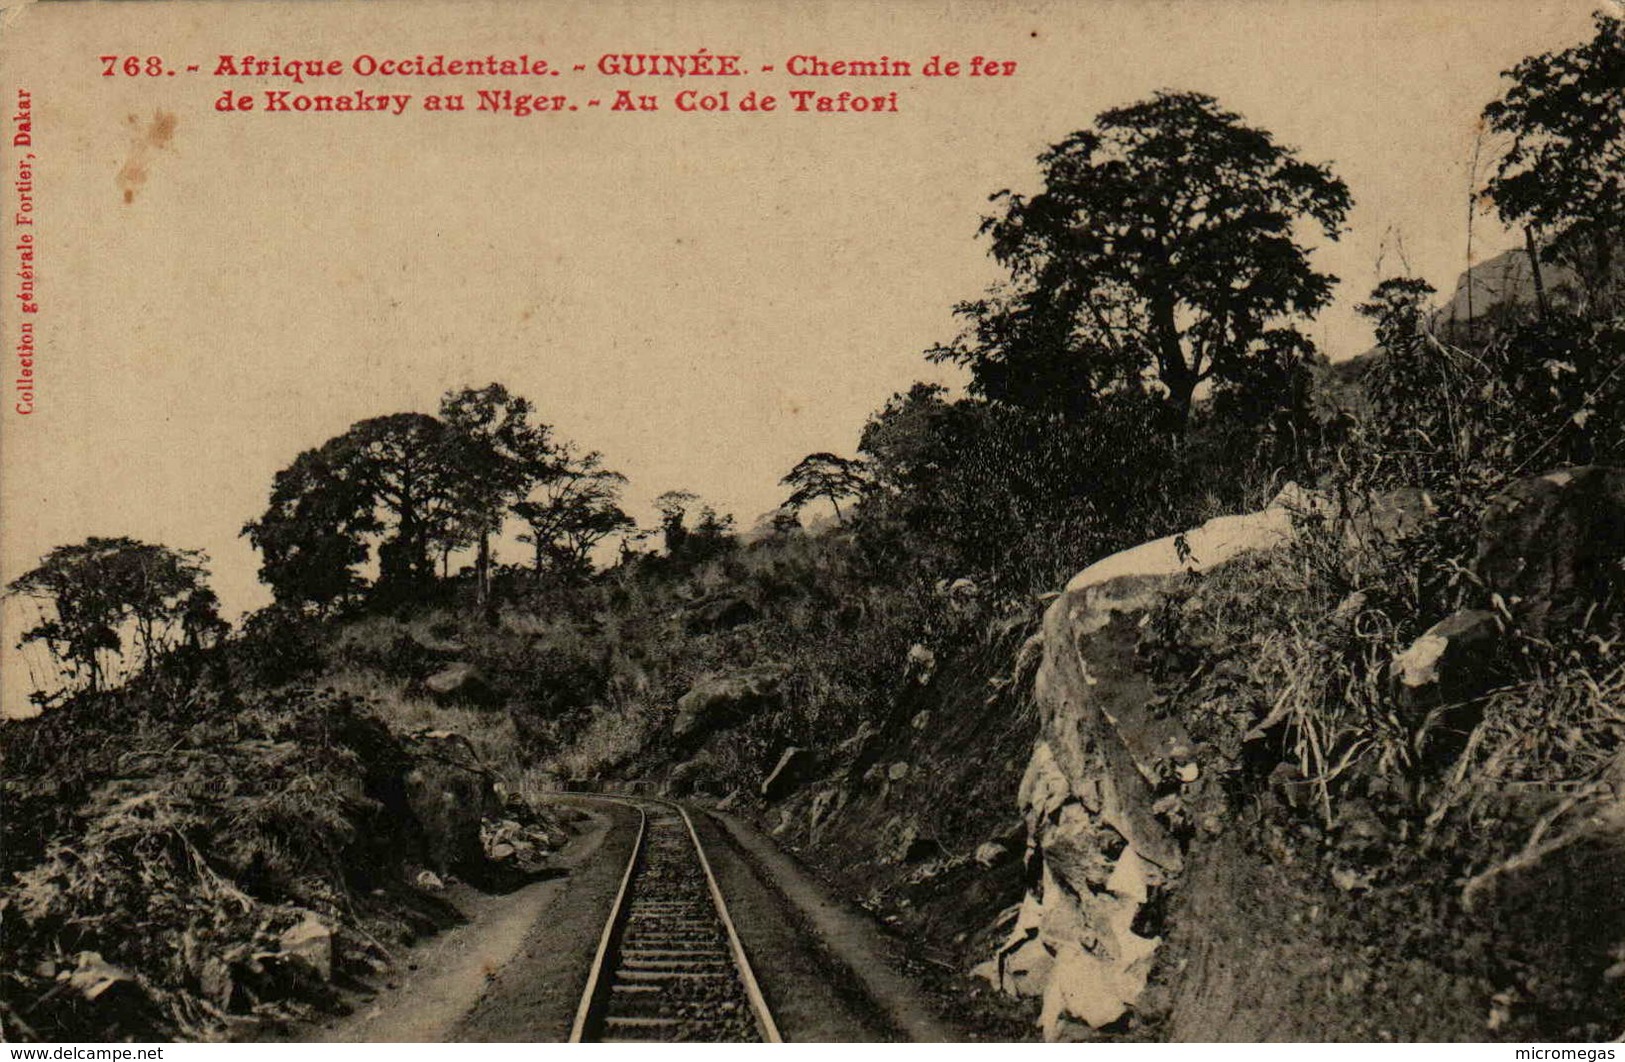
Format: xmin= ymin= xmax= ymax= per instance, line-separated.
xmin=0 ymin=0 xmax=1607 ymax=714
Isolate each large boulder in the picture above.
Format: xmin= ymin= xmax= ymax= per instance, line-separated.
xmin=684 ymin=595 xmax=761 ymax=634
xmin=666 ymin=757 xmax=715 ymax=797
xmin=422 ymin=662 xmax=498 ymax=707
xmin=1475 ymin=466 xmax=1625 ymax=635
xmin=984 ymin=486 xmax=1314 ymax=1039
xmin=277 ymin=911 xmax=333 ymax=980
xmin=480 ymin=817 xmax=559 ymax=874
xmin=671 ymin=667 xmax=786 ymax=746
xmin=1391 ymin=608 xmax=1501 ymax=711
xmin=402 ymin=730 xmax=496 ymax=875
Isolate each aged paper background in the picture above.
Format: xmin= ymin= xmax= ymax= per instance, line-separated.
xmin=0 ymin=0 xmax=1604 ymax=715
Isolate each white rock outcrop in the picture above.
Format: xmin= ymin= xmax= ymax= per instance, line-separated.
xmin=981 ymin=486 xmax=1316 ymax=1039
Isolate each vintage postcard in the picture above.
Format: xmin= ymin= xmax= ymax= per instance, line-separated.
xmin=2 ymin=0 xmax=1621 ymax=1046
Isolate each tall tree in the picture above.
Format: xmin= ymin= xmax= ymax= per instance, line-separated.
xmin=439 ymin=383 xmax=555 ymax=606
xmin=512 ymin=446 xmax=633 ymax=580
xmin=687 ymin=505 xmax=738 ymax=562
xmin=243 ymin=435 xmax=378 ymax=610
xmin=931 ymin=91 xmax=1351 ymax=428
xmin=7 ymin=537 xmax=219 ymax=697
xmin=101 ymin=541 xmax=224 ymax=669
xmin=347 ymin=412 xmax=462 ymax=595
xmin=648 ymin=491 xmax=735 ymax=563
xmin=246 ymin=412 xmax=460 ymax=606
xmin=1482 ymin=12 xmax=1624 ymax=309
xmin=780 ymin=452 xmax=869 ymax=521
xmin=653 ymin=490 xmax=700 ymax=556
xmin=858 ymin=383 xmax=954 ymax=499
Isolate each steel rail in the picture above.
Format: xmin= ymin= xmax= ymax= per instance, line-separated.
xmin=565 ymin=795 xmax=782 ymax=1043
xmin=673 ymin=801 xmax=783 ymax=1043
xmin=568 ymin=798 xmax=647 ymax=1043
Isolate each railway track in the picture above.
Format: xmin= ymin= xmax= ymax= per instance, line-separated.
xmin=569 ymin=799 xmax=782 ymax=1043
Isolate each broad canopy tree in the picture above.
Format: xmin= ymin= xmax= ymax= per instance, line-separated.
xmin=855 ymin=380 xmax=1190 ymax=582
xmin=350 ymin=412 xmax=465 ymax=594
xmin=513 ymin=445 xmax=634 ymax=580
xmin=931 ymin=90 xmax=1351 ymax=428
xmin=650 ymin=490 xmax=735 ymax=563
xmin=246 ymin=411 xmax=466 ymax=607
xmin=245 ymin=382 xmax=644 ymax=609
xmin=243 ymin=434 xmax=379 ymax=611
xmin=439 ymin=384 xmax=556 ymax=604
xmin=6 ymin=537 xmax=222 ymax=697
xmin=1482 ymin=11 xmax=1623 ymax=308
xmin=780 ymin=452 xmax=869 ymax=521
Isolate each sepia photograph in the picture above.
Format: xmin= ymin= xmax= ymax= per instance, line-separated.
xmin=1 ymin=0 xmax=1622 ymax=1045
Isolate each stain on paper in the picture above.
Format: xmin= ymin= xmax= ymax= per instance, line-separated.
xmin=117 ymin=110 xmax=177 ymax=204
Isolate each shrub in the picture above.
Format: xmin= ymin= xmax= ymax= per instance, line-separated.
xmin=1 ymin=688 xmax=425 ymax=1041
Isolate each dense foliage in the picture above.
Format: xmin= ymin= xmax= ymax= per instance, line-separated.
xmin=929 ymin=90 xmax=1351 ymax=428
xmin=1483 ymin=11 xmax=1623 ymax=309
xmin=7 ymin=539 xmax=222 ymax=701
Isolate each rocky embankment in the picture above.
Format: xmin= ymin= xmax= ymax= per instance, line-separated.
xmin=976 ymin=486 xmax=1311 ymax=1032
xmin=982 ymin=467 xmax=1625 ymax=1039
xmin=1 ymin=688 xmax=566 ymax=1041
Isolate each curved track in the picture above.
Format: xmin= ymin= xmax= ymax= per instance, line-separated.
xmin=569 ymin=799 xmax=782 ymax=1043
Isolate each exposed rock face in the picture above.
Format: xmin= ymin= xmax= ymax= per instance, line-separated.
xmin=983 ymin=487 xmax=1313 ymax=1039
xmin=1475 ymin=466 xmax=1625 ymax=635
xmin=402 ymin=730 xmax=496 ymax=875
xmin=672 ymin=667 xmax=785 ymax=746
xmin=983 ymin=469 xmax=1625 ymax=1038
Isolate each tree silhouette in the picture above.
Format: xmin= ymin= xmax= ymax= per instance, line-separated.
xmin=440 ymin=383 xmax=556 ymax=606
xmin=1356 ymin=277 xmax=1437 ymax=349
xmin=347 ymin=413 xmax=463 ymax=595
xmin=654 ymin=490 xmax=699 ymax=556
xmin=246 ymin=412 xmax=462 ymax=605
xmin=7 ymin=537 xmax=220 ymax=696
xmin=1483 ymin=12 xmax=1623 ymax=309
xmin=780 ymin=452 xmax=868 ymax=521
xmin=931 ymin=90 xmax=1351 ymax=428
xmin=243 ymin=435 xmax=378 ymax=610
xmin=513 ymin=445 xmax=634 ymax=580
xmin=649 ymin=491 xmax=735 ymax=563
